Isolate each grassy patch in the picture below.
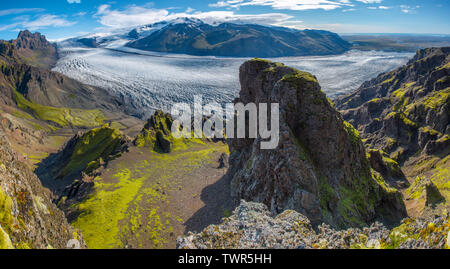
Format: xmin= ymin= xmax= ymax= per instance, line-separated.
xmin=59 ymin=126 xmax=125 ymax=178
xmin=13 ymin=88 xmax=105 ymax=128
xmin=71 ymin=141 xmax=228 ymax=249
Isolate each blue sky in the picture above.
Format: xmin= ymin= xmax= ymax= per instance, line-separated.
xmin=0 ymin=0 xmax=449 ymax=40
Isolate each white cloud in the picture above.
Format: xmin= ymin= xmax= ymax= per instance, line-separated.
xmin=73 ymin=12 xmax=87 ymax=16
xmin=209 ymin=0 xmax=353 ymax=11
xmin=23 ymin=15 xmax=76 ymax=30
xmin=67 ymin=0 xmax=81 ymax=3
xmin=0 ymin=8 xmax=45 ymax=17
xmin=95 ymin=4 xmax=294 ymax=28
xmin=0 ymin=14 xmax=76 ymax=32
xmin=355 ymin=0 xmax=382 ymax=3
xmin=366 ymin=5 xmax=391 ymax=10
xmin=400 ymin=5 xmax=420 ymax=14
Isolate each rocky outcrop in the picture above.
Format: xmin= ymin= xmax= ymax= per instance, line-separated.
xmin=35 ymin=125 xmax=130 ymax=222
xmin=134 ymin=110 xmax=175 ymax=153
xmin=1 ymin=31 xmax=128 ymax=122
xmin=335 ymin=47 xmax=449 ymax=216
xmin=11 ymin=30 xmax=58 ymax=69
xmin=127 ymin=20 xmax=351 ymax=57
xmin=37 ymin=125 xmax=129 ymax=187
xmin=178 ymin=201 xmax=449 ymax=249
xmin=225 ymin=59 xmax=406 ymax=229
xmin=336 ymin=47 xmax=449 ymax=164
xmin=0 ymin=126 xmax=82 ymax=249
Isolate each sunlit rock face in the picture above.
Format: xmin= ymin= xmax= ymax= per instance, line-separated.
xmin=225 ymin=59 xmax=407 ymax=229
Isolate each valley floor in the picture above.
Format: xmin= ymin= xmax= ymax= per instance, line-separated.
xmin=69 ymin=141 xmax=232 ymax=249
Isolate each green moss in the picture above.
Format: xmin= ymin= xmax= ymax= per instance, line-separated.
xmin=381 ymin=76 xmax=395 ymax=85
xmin=368 ymin=98 xmax=382 ymax=104
xmin=13 ymin=88 xmax=106 ymax=128
xmin=59 ymin=125 xmax=124 ymax=178
xmin=0 ymin=225 xmax=13 ymax=249
xmin=343 ymin=121 xmax=361 ymax=146
xmin=72 ymin=171 xmax=145 ymax=249
xmin=318 ymin=178 xmax=337 ymax=216
xmin=436 ymin=134 xmax=449 ymax=143
xmin=372 ymin=170 xmax=397 ymax=193
xmin=0 ymin=187 xmax=14 ymax=249
xmin=385 ymin=112 xmax=417 ymax=128
xmin=250 ymin=58 xmax=271 ymax=63
xmin=281 ymin=70 xmax=318 ymax=85
xmin=72 ymin=141 xmax=228 ymax=249
xmin=392 ymin=88 xmax=406 ymax=98
xmin=437 ymin=76 xmax=449 ymax=84
xmin=337 ymin=181 xmax=375 ymax=227
xmin=437 ymin=62 xmax=450 ymax=70
xmin=389 ymin=222 xmax=418 ymax=248
xmin=424 ymin=88 xmax=450 ymax=110
xmin=420 ymin=126 xmax=440 ymax=136
xmin=11 ymin=109 xmax=34 ymax=120
xmin=136 ymin=111 xmax=205 ymax=153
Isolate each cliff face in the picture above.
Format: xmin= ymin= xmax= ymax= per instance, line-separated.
xmin=226 ymin=59 xmax=406 ymax=228
xmin=336 ymin=47 xmax=449 ymax=216
xmin=1 ymin=34 xmax=123 ymax=113
xmin=0 ymin=125 xmax=81 ymax=249
xmin=11 ymin=30 xmax=58 ymax=69
xmin=336 ymin=47 xmax=449 ymax=161
xmin=1 ymin=31 xmax=128 ymax=120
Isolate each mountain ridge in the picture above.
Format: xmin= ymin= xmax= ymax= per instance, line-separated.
xmin=336 ymin=47 xmax=449 ymax=217
xmin=126 ymin=20 xmax=352 ymax=57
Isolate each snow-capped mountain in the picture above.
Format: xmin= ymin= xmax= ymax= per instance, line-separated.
xmin=58 ymin=18 xmax=207 ymax=50
xmin=58 ymin=17 xmax=351 ymax=57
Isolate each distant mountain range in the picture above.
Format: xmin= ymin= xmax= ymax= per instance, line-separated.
xmin=67 ymin=18 xmax=352 ymax=57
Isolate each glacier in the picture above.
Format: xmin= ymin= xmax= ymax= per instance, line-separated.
xmin=53 ymin=41 xmax=414 ymax=119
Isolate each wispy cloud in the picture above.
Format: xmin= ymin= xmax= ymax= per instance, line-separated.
xmin=67 ymin=0 xmax=81 ymax=3
xmin=0 ymin=8 xmax=45 ymax=17
xmin=355 ymin=0 xmax=382 ymax=3
xmin=209 ymin=0 xmax=353 ymax=11
xmin=95 ymin=4 xmax=294 ymax=28
xmin=0 ymin=14 xmax=76 ymax=32
xmin=400 ymin=5 xmax=420 ymax=14
xmin=367 ymin=5 xmax=391 ymax=10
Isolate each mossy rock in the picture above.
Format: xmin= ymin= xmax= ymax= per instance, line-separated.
xmin=59 ymin=125 xmax=127 ymax=178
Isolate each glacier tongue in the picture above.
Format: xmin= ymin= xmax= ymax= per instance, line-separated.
xmin=53 ymin=41 xmax=413 ymax=119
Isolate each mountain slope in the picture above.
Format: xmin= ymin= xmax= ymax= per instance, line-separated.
xmin=39 ymin=112 xmax=231 ymax=249
xmin=336 ymin=47 xmax=449 ymax=217
xmin=0 ymin=124 xmax=82 ymax=249
xmin=11 ymin=30 xmax=58 ymax=69
xmin=0 ymin=31 xmax=142 ymax=189
xmin=127 ymin=20 xmax=351 ymax=57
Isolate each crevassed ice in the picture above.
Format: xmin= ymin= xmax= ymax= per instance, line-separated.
xmin=53 ymin=44 xmax=414 ymax=118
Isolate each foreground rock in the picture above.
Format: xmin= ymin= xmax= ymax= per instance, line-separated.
xmin=226 ymin=59 xmax=406 ymax=228
xmin=0 ymin=126 xmax=82 ymax=249
xmin=177 ymin=201 xmax=450 ymax=249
